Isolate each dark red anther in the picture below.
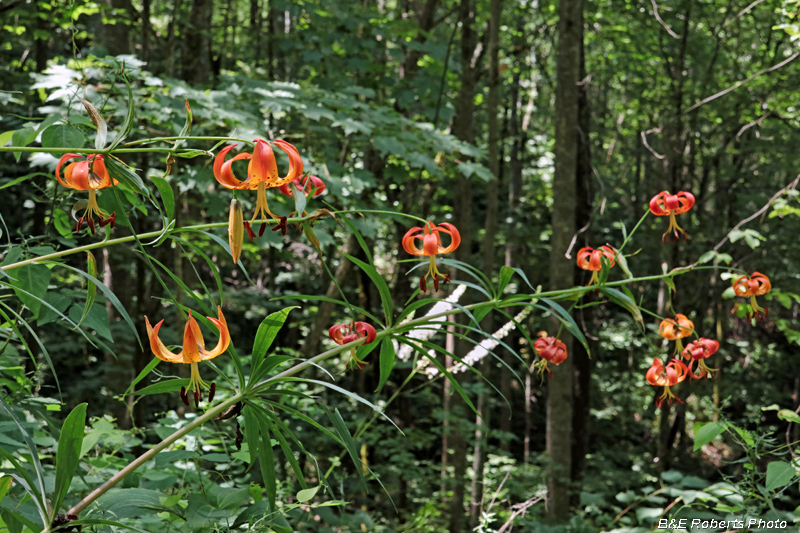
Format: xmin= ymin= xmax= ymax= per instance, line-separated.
xmin=258 ymin=222 xmax=267 ymax=237
xmin=76 ymin=218 xmax=84 ymax=232
xmin=88 ymin=218 xmax=96 ymax=234
xmin=243 ymin=221 xmax=256 ymax=241
xmin=433 ymin=275 xmax=440 ymax=292
xmin=208 ymin=382 xmax=216 ymax=403
xmin=180 ymin=386 xmax=189 ymax=406
xmin=271 ymin=216 xmax=288 ymax=236
xmin=419 ymin=275 xmax=427 ymax=294
xmin=193 ymin=389 xmax=201 ymax=408
xmin=107 ymin=212 xmax=116 ymax=230
xmin=443 ymin=274 xmax=451 ymax=285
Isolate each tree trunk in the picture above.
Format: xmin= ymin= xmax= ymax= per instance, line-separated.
xmin=546 ymin=0 xmax=581 ymax=521
xmin=181 ymin=0 xmax=213 ymax=84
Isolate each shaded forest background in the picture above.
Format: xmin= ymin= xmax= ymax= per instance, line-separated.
xmin=1 ymin=0 xmax=800 ymax=530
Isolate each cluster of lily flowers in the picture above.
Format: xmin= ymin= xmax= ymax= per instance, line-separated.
xmin=54 ymin=143 xmax=772 ymax=410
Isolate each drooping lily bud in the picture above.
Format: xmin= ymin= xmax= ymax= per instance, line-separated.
xmin=228 ymin=199 xmax=244 ymax=264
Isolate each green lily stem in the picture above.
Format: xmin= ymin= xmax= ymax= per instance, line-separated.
xmin=123 ymin=136 xmax=254 ymax=147
xmin=0 ymin=217 xmax=307 ymax=273
xmin=0 ymin=146 xmax=190 ymax=155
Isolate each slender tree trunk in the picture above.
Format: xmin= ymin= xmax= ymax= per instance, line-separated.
xmin=141 ymin=0 xmax=151 ymax=63
xmin=181 ymin=0 xmax=213 ymax=84
xmin=546 ymin=0 xmax=581 ymax=521
xmin=570 ymin=7 xmax=592 ymax=507
xmin=469 ymin=1 xmax=502 ymax=528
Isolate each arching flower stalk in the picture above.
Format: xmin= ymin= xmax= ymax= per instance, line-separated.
xmin=532 ymin=333 xmax=568 ymax=380
xmin=329 ymin=321 xmax=377 ymax=370
xmin=646 ymin=358 xmax=689 ymax=408
xmin=402 ymin=222 xmax=461 ymax=293
xmin=213 ymin=139 xmax=303 ymax=239
xmin=576 ymin=245 xmax=616 ymax=286
xmin=649 ymin=190 xmax=695 ymax=242
xmin=55 ymin=153 xmax=118 ymax=233
xmin=658 ymin=313 xmax=695 ymax=355
xmin=732 ymin=272 xmax=771 ymax=320
xmin=145 ymin=307 xmax=231 ymax=407
xmin=682 ymin=338 xmax=719 ymax=380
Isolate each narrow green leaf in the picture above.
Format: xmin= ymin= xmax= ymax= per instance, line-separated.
xmin=327 ymin=407 xmax=367 ymax=491
xmin=376 ymin=338 xmax=395 ymax=392
xmin=151 ymin=177 xmax=175 ymax=221
xmin=105 ymin=157 xmax=150 ymax=197
xmin=52 ymin=403 xmax=87 ymax=514
xmin=600 ymin=287 xmax=644 ymax=327
xmin=76 ymin=252 xmax=98 ymax=328
xmin=250 ymin=308 xmax=297 ymax=384
xmin=131 ymin=379 xmax=190 ymax=396
xmin=108 ymin=73 xmax=135 ymax=150
xmin=245 ymin=406 xmax=277 ymax=511
xmin=346 ymin=253 xmax=393 ymax=326
xmin=0 ymin=402 xmax=47 ymax=522
xmin=538 ymin=298 xmax=591 ymax=357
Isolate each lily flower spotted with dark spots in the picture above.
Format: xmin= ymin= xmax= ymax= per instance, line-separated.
xmin=682 ymin=338 xmax=719 ymax=380
xmin=402 ymin=222 xmax=460 ymax=293
xmin=649 ymin=191 xmax=695 ymax=242
xmin=732 ymin=272 xmax=771 ymax=320
xmin=329 ymin=322 xmax=377 ymax=370
xmin=145 ymin=307 xmax=230 ymax=407
xmin=213 ymin=139 xmax=303 ymax=239
xmin=646 ymin=358 xmax=689 ymax=408
xmin=531 ymin=332 xmax=567 ymax=380
xmin=576 ymin=245 xmax=616 ymax=286
xmin=55 ymin=153 xmax=118 ymax=233
xmin=658 ymin=313 xmax=694 ymax=355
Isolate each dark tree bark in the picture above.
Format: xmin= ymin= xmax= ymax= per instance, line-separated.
xmin=181 ymin=0 xmax=213 ymax=84
xmin=546 ymin=0 xmax=581 ymax=521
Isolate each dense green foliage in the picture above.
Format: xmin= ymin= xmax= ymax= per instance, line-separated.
xmin=1 ymin=0 xmax=800 ymax=531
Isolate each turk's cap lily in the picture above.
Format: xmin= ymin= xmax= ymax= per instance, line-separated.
xmin=649 ymin=191 xmax=695 ymax=216
xmin=682 ymin=338 xmax=719 ymax=361
xmin=732 ymin=272 xmax=771 ymax=297
xmin=402 ymin=222 xmax=461 ymax=257
xmin=658 ymin=313 xmax=695 ymax=340
xmin=646 ymin=357 xmax=689 ymax=408
xmin=576 ymin=246 xmax=616 ymax=272
xmin=278 ymin=174 xmax=326 ymax=198
xmin=329 ymin=322 xmax=377 ymax=346
xmin=533 ymin=335 xmax=568 ymax=365
xmin=56 ymin=154 xmax=117 ymax=190
xmin=145 ymin=306 xmax=231 ymax=364
xmin=213 ymin=139 xmax=303 ymax=191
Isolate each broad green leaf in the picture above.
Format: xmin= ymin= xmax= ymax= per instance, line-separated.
xmin=693 ymin=421 xmax=726 ymax=450
xmin=41 ymin=124 xmax=85 ymax=149
xmin=765 ymin=461 xmax=795 ymax=491
xmin=8 ymin=264 xmax=51 ymax=318
xmin=376 ymin=338 xmax=395 ymax=392
xmin=155 ymin=450 xmax=199 ymax=468
xmin=52 ymin=403 xmax=87 ymax=514
xmin=95 ymin=488 xmax=165 ymax=519
xmin=296 ymin=486 xmax=319 ymax=502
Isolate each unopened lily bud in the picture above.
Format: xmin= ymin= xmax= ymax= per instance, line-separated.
xmin=228 ymin=199 xmax=243 ymax=264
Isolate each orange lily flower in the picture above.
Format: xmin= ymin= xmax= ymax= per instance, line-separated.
xmin=658 ymin=313 xmax=694 ymax=355
xmin=682 ymin=338 xmax=719 ymax=379
xmin=402 ymin=222 xmax=461 ymax=293
xmin=532 ymin=333 xmax=567 ymax=380
xmin=213 ymin=139 xmax=303 ymax=239
xmin=649 ymin=190 xmax=695 ymax=242
xmin=646 ymin=358 xmax=689 ymax=408
xmin=329 ymin=322 xmax=377 ymax=370
xmin=732 ymin=272 xmax=771 ymax=320
xmin=55 ymin=153 xmax=118 ymax=233
xmin=576 ymin=245 xmax=616 ymax=286
xmin=145 ymin=306 xmax=231 ymax=406
xmin=278 ymin=174 xmax=326 ymax=199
